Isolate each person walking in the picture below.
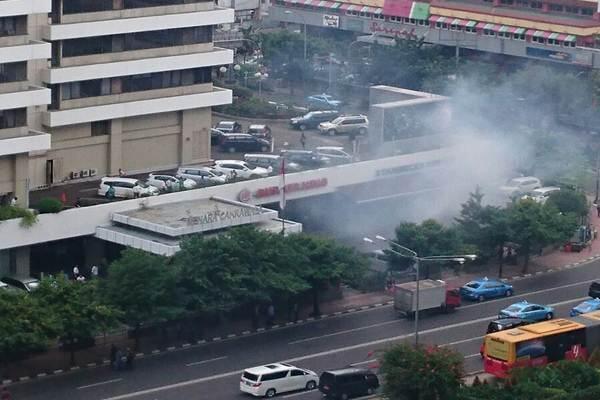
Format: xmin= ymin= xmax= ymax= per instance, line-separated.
xmin=9 ymin=197 xmax=17 ymax=206
xmin=126 ymin=348 xmax=135 ymax=370
xmin=596 ymin=203 xmax=600 ymax=217
xmin=1 ymin=386 xmax=11 ymax=400
xmin=267 ymin=303 xmax=275 ymax=327
xmin=91 ymin=265 xmax=99 ymax=279
xmin=110 ymin=344 xmax=118 ymax=367
xmin=73 ymin=265 xmax=80 ymax=279
xmin=300 ymin=132 xmax=306 ymax=150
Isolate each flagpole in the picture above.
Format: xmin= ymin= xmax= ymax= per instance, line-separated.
xmin=280 ymin=157 xmax=286 ymax=235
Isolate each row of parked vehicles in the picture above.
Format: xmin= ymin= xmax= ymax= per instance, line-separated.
xmin=240 ymin=362 xmax=379 ymax=399
xmin=96 ymin=147 xmax=355 ymax=200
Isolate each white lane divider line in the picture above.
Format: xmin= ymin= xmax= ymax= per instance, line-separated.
xmin=282 ymin=389 xmax=317 ymax=398
xmin=464 ymin=353 xmax=483 ymax=360
xmin=186 ymin=356 xmax=228 ymax=367
xmin=350 ymin=359 xmax=378 ymax=366
xmin=288 ymin=320 xmax=399 ymax=345
xmin=77 ymin=378 xmax=123 ymax=390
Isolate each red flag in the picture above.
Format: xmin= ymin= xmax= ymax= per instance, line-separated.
xmin=279 ymin=157 xmax=286 ymax=210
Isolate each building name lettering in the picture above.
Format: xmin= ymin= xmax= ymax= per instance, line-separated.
xmin=183 ymin=207 xmax=262 ymax=226
xmin=254 ymin=178 xmax=328 ymax=198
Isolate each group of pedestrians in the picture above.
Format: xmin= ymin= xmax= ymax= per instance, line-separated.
xmin=70 ymin=264 xmax=99 ymax=282
xmin=110 ymin=344 xmax=135 ymax=371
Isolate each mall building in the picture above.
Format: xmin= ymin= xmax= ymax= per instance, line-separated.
xmin=269 ymin=0 xmax=600 ymax=68
xmin=0 ymin=0 xmax=234 ymax=207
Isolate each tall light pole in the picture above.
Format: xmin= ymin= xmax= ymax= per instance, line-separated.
xmin=254 ymin=71 xmax=268 ymax=96
xmin=364 ymin=235 xmax=476 ymax=346
xmin=284 ymin=10 xmax=307 ymax=61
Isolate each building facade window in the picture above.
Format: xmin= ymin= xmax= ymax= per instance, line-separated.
xmin=0 ymin=108 xmax=26 ymax=129
xmin=0 ymin=62 xmax=27 ymax=83
xmin=0 ymin=16 xmax=27 ymax=37
xmin=465 ymin=26 xmax=476 ymax=33
xmin=483 ymin=29 xmax=496 ymax=36
xmin=91 ymin=120 xmax=111 ymax=136
xmin=513 ymin=33 xmax=525 ymax=40
xmin=530 ymin=1 xmax=542 ymax=8
xmin=62 ymin=0 xmax=209 ymax=14
xmin=60 ymin=67 xmax=212 ymax=100
xmin=62 ymin=26 xmax=213 ymax=58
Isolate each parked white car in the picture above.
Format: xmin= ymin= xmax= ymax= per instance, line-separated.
xmin=97 ymin=177 xmax=159 ymax=199
xmin=176 ymin=166 xmax=227 ymax=186
xmin=315 ymin=146 xmax=353 ymax=164
xmin=500 ymin=176 xmax=541 ymax=197
xmin=240 ymin=363 xmax=318 ymax=398
xmin=522 ymin=186 xmax=560 ymax=204
xmin=213 ymin=160 xmax=270 ymax=179
xmin=146 ymin=174 xmax=197 ymax=192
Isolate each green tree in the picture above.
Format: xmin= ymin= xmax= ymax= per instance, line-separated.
xmin=100 ymin=249 xmax=183 ymax=349
xmin=286 ymin=233 xmax=367 ymax=316
xmin=0 ymin=291 xmax=58 ymax=373
xmin=455 ymin=188 xmax=512 ymax=277
xmin=174 ymin=227 xmax=308 ymax=314
xmin=380 ymin=343 xmax=464 ymax=400
xmin=506 ymin=200 xmax=577 ymax=273
xmin=33 ymin=276 xmax=119 ymax=365
xmin=392 ymin=219 xmax=465 ymax=277
xmin=546 ymin=189 xmax=588 ymax=218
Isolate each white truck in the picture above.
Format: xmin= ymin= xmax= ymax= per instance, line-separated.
xmin=393 ymin=279 xmax=460 ymax=318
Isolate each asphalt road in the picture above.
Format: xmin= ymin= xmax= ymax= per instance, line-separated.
xmin=9 ymin=259 xmax=600 ymax=400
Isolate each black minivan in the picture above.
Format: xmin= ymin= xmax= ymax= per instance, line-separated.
xmin=219 ymin=134 xmax=270 ymax=153
xmin=318 ymin=368 xmax=379 ymax=399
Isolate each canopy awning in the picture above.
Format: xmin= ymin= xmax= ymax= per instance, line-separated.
xmin=565 ymin=35 xmax=576 ymax=42
xmin=525 ymin=29 xmax=535 ymax=36
xmin=513 ymin=28 xmax=525 ymax=35
xmin=383 ymin=0 xmax=430 ymax=19
xmin=556 ymin=33 xmax=568 ymax=41
xmin=498 ymin=25 xmax=510 ymax=33
xmin=475 ymin=22 xmax=486 ymax=29
xmin=373 ymin=7 xmax=383 ymax=14
xmin=450 ymin=18 xmax=462 ymax=26
xmin=429 ymin=15 xmax=447 ymax=23
xmin=548 ymin=32 xmax=559 ymax=40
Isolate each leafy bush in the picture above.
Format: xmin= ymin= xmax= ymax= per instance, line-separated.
xmin=0 ymin=205 xmax=38 ymax=227
xmin=35 ymin=197 xmax=63 ymax=214
xmin=350 ymin=270 xmax=387 ymax=293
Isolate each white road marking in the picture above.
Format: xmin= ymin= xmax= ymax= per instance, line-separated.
xmin=282 ymin=389 xmax=317 ymax=398
xmin=185 ymin=356 xmax=228 ymax=367
xmin=464 ymin=354 xmax=483 ymax=360
xmin=288 ymin=320 xmax=399 ymax=345
xmin=77 ymin=378 xmax=123 ymax=390
xmin=350 ymin=359 xmax=378 ymax=366
xmin=101 ymin=296 xmax=589 ymax=400
xmin=440 ymin=337 xmax=484 ymax=348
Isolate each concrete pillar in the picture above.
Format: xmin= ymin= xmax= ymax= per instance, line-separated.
xmin=542 ymin=2 xmax=549 ymax=12
xmin=109 ymin=118 xmax=123 ymax=175
xmin=593 ymin=12 xmax=600 ymax=21
xmin=14 ymin=153 xmax=29 ymax=207
xmin=14 ymin=246 xmax=30 ymax=277
xmin=181 ymin=109 xmax=209 ymax=164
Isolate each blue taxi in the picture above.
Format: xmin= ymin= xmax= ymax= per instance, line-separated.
xmin=570 ymin=298 xmax=600 ymax=317
xmin=460 ymin=278 xmax=513 ymax=302
xmin=499 ymin=300 xmax=554 ymax=322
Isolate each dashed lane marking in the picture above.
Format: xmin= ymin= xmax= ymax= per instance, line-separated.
xmin=186 ymin=356 xmax=228 ymax=367
xmin=77 ymin=378 xmax=123 ymax=390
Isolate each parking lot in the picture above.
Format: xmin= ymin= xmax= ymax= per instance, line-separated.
xmin=29 ymin=113 xmax=353 ymax=208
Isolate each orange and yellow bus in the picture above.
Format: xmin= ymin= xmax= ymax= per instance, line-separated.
xmin=483 ymin=311 xmax=600 ymax=378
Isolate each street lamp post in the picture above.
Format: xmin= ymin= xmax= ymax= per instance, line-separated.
xmin=254 ymin=71 xmax=268 ymax=96
xmin=284 ymin=10 xmax=307 ymax=61
xmin=364 ymin=235 xmax=476 ymax=346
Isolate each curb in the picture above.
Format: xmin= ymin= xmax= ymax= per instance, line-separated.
xmin=2 ymin=300 xmax=394 ymax=386
xmin=497 ymin=253 xmax=600 ymax=283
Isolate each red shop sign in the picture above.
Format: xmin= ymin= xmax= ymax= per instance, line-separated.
xmin=254 ymin=178 xmax=328 ymax=199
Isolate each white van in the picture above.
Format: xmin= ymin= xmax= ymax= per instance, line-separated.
xmin=240 ymin=363 xmax=318 ymax=398
xmin=97 ymin=177 xmax=159 ymax=199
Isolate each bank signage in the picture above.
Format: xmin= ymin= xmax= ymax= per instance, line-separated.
xmin=323 ymin=14 xmax=339 ymax=28
xmin=238 ymin=178 xmax=328 ymax=202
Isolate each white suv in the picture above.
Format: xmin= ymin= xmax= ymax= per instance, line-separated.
xmin=213 ymin=160 xmax=270 ymax=180
xmin=240 ymin=363 xmax=319 ymax=398
xmin=97 ymin=177 xmax=159 ymax=199
xmin=318 ymin=115 xmax=368 ymax=136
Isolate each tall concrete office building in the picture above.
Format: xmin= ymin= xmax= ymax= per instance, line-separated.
xmin=0 ymin=0 xmax=233 ymax=206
